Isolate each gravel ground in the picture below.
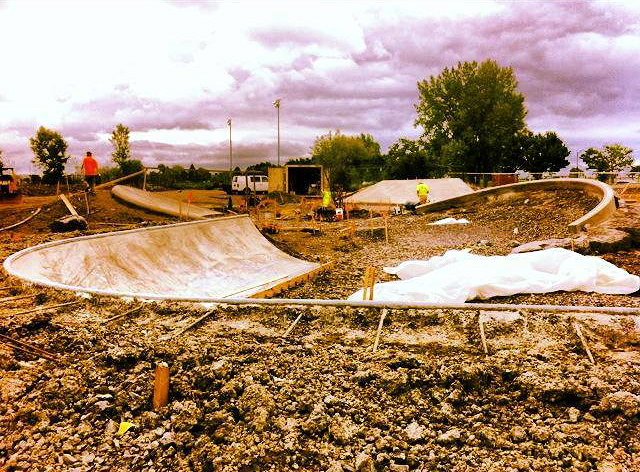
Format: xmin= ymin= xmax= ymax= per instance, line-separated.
xmin=2 ymin=186 xmax=640 ymax=472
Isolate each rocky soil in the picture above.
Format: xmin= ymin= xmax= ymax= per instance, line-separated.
xmin=1 ymin=186 xmax=640 ymax=471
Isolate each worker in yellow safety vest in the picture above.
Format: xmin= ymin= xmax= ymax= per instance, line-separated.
xmin=416 ymin=182 xmax=430 ymax=204
xmin=322 ymin=189 xmax=332 ymax=207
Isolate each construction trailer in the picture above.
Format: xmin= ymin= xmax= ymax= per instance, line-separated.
xmin=268 ymin=165 xmax=328 ymax=195
xmin=0 ymin=167 xmax=21 ymax=201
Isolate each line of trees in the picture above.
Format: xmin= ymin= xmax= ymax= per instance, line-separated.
xmin=310 ymin=59 xmax=635 ymax=190
xmin=17 ymin=59 xmax=637 ymax=190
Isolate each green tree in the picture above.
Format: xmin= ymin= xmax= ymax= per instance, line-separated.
xmin=415 ymin=59 xmax=527 ymax=173
xmin=384 ymin=138 xmax=447 ymax=179
xmin=246 ymin=161 xmax=276 ymax=173
xmin=110 ymin=124 xmax=131 ymax=169
xmin=581 ymin=144 xmax=634 ymax=172
xmin=310 ymin=131 xmax=380 ymax=190
xmin=29 ymin=127 xmax=70 ymax=184
xmin=517 ymin=131 xmax=570 ymax=173
xmin=286 ymin=157 xmax=314 ymax=166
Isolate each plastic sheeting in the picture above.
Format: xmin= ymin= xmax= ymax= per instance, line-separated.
xmin=344 ymin=178 xmax=473 ymax=206
xmin=428 ymin=217 xmax=470 ymax=225
xmin=348 ymin=248 xmax=640 ymax=303
xmin=4 ymin=215 xmax=320 ymax=300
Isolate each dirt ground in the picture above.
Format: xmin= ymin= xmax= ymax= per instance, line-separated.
xmin=1 ymin=186 xmax=640 ymax=472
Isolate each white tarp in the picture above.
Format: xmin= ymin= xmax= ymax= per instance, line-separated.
xmin=428 ymin=217 xmax=470 ymax=225
xmin=348 ymin=248 xmax=640 ymax=302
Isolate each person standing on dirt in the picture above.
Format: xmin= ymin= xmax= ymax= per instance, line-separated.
xmin=81 ymin=151 xmax=99 ymax=193
xmin=416 ymin=181 xmax=430 ymax=204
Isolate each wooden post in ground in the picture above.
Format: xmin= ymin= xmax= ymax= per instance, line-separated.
xmin=362 ymin=266 xmax=376 ymax=301
xmin=372 ymin=308 xmax=388 ymax=352
xmin=142 ymin=169 xmax=148 ymax=191
xmin=573 ymin=321 xmax=595 ymax=364
xmin=83 ymin=192 xmax=90 ymax=215
xmin=478 ymin=311 xmax=489 ymax=355
xmin=153 ymin=362 xmax=170 ymax=410
xmin=384 ymin=211 xmax=389 ymax=244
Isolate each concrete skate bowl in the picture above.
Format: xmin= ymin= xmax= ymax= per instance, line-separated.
xmin=344 ymin=178 xmax=473 ymax=207
xmin=3 ymin=215 xmax=324 ymax=301
xmin=111 ymin=185 xmax=221 ymax=220
xmin=416 ymin=178 xmax=616 ymax=233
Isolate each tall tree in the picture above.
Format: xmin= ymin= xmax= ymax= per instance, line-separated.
xmin=310 ymin=131 xmax=379 ymax=190
xmin=580 ymin=144 xmax=634 ymax=172
xmin=29 ymin=127 xmax=69 ymax=184
xmin=415 ymin=59 xmax=528 ymax=173
xmin=517 ymin=131 xmax=570 ymax=173
xmin=110 ymin=124 xmax=131 ymax=168
xmin=384 ymin=138 xmax=447 ymax=179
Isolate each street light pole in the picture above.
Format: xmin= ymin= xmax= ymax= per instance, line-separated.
xmin=227 ymin=118 xmax=232 ymax=175
xmin=273 ymin=98 xmax=281 ymax=166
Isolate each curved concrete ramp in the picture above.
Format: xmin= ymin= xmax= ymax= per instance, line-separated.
xmin=345 ymin=178 xmax=473 ymax=206
xmin=3 ymin=215 xmax=321 ymax=300
xmin=112 ymin=185 xmax=221 ymax=220
xmin=416 ymin=178 xmax=616 ymax=234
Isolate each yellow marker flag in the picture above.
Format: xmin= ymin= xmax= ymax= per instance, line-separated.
xmin=116 ymin=422 xmax=136 ymax=436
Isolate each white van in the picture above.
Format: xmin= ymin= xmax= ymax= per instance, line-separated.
xmin=231 ymin=175 xmax=268 ymax=194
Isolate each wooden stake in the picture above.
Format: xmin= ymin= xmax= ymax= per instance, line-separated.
xmin=372 ymin=308 xmax=387 ymax=352
xmin=282 ymin=313 xmax=303 ymax=338
xmin=478 ymin=312 xmax=489 ymax=355
xmin=142 ymin=169 xmax=148 ymax=191
xmin=573 ymin=321 xmax=595 ymax=364
xmin=153 ymin=362 xmax=170 ymax=410
xmin=384 ymin=212 xmax=389 ymax=244
xmin=84 ymin=192 xmax=90 ymax=215
xmin=362 ymin=266 xmax=376 ymax=300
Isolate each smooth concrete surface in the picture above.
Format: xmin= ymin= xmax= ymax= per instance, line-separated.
xmin=112 ymin=185 xmax=221 ymax=219
xmin=344 ymin=178 xmax=473 ymax=206
xmin=416 ymin=178 xmax=616 ymax=234
xmin=3 ymin=215 xmax=320 ymax=300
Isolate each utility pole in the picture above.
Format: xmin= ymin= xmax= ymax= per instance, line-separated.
xmin=227 ymin=118 xmax=232 ymax=175
xmin=273 ymin=98 xmax=281 ymax=166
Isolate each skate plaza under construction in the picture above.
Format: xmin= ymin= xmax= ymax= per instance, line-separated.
xmin=2 ymin=176 xmax=640 ymax=471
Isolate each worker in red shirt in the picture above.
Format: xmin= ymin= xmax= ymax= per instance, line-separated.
xmin=80 ymin=151 xmax=99 ymax=193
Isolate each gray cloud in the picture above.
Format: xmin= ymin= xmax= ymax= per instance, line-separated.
xmin=5 ymin=1 xmax=640 ymax=173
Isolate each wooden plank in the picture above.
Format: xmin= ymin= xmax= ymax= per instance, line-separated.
xmin=94 ymin=169 xmax=147 ymax=190
xmin=59 ymin=194 xmax=79 ymax=216
xmin=250 ymin=261 xmax=334 ymax=299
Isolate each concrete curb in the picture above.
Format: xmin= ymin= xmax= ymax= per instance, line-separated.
xmin=416 ymin=178 xmax=616 ymax=234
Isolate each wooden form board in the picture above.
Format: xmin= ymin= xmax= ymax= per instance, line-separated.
xmin=250 ymin=261 xmax=334 ymax=298
xmin=59 ymin=194 xmax=79 ymax=216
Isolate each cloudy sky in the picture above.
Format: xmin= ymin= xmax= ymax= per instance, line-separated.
xmin=1 ymin=0 xmax=639 ymax=174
